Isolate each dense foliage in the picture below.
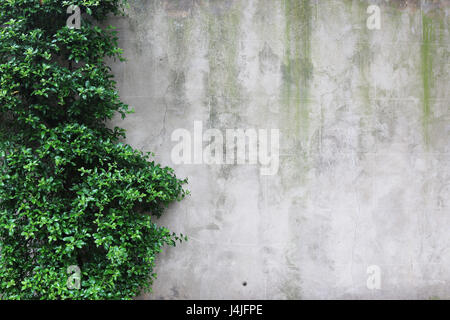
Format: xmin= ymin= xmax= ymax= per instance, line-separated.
xmin=0 ymin=0 xmax=187 ymax=299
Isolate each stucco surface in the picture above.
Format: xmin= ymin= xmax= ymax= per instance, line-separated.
xmin=108 ymin=0 xmax=450 ymax=299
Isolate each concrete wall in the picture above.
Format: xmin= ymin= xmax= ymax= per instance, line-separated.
xmin=108 ymin=0 xmax=450 ymax=299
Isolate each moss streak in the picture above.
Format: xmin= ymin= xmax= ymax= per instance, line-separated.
xmin=204 ymin=5 xmax=242 ymax=127
xmin=282 ymin=0 xmax=312 ymax=138
xmin=421 ymin=13 xmax=434 ymax=145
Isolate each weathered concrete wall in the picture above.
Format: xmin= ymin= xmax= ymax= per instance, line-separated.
xmin=108 ymin=0 xmax=449 ymax=299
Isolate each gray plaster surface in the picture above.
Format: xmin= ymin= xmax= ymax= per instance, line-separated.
xmin=107 ymin=0 xmax=450 ymax=299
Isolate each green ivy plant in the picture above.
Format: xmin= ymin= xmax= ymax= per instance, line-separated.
xmin=0 ymin=0 xmax=188 ymax=299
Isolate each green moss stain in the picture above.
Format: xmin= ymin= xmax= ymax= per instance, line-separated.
xmin=352 ymin=1 xmax=374 ymax=152
xmin=168 ymin=16 xmax=194 ymax=56
xmin=167 ymin=16 xmax=194 ymax=75
xmin=438 ymin=18 xmax=445 ymax=47
xmin=203 ymin=3 xmax=243 ymax=127
xmin=281 ymin=0 xmax=313 ymax=138
xmin=421 ymin=13 xmax=434 ymax=145
xmin=356 ymin=1 xmax=372 ymax=114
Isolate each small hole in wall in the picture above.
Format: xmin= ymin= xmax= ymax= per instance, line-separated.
xmin=242 ymin=281 xmax=247 ymax=287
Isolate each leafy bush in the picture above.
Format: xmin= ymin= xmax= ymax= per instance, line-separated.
xmin=0 ymin=0 xmax=187 ymax=299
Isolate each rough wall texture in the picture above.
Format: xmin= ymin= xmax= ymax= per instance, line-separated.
xmin=108 ymin=0 xmax=449 ymax=299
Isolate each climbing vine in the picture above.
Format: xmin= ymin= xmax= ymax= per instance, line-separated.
xmin=0 ymin=0 xmax=187 ymax=299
